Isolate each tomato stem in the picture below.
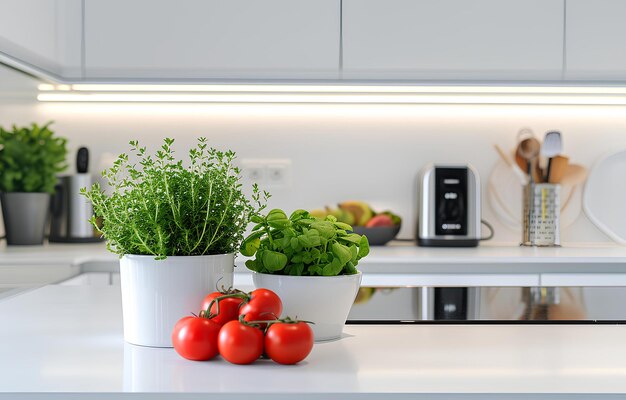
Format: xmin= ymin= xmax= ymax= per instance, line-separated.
xmin=204 ymin=292 xmax=251 ymax=319
xmin=242 ymin=315 xmax=315 ymax=326
xmin=238 ymin=313 xmax=264 ymax=329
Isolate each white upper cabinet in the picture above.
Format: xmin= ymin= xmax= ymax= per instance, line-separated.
xmin=15 ymin=0 xmax=626 ymax=84
xmin=342 ymin=0 xmax=564 ymax=81
xmin=84 ymin=0 xmax=340 ymax=80
xmin=0 ymin=0 xmax=82 ymax=79
xmin=565 ymin=0 xmax=626 ymax=81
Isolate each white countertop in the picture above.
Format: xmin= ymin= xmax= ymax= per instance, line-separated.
xmin=4 ymin=241 xmax=626 ymax=287
xmin=0 ymin=242 xmax=116 ymax=266
xmin=0 ymin=285 xmax=625 ymax=398
xmin=2 ymin=241 xmax=626 ymax=270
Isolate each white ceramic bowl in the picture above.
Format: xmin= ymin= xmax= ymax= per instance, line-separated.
xmin=252 ymin=271 xmax=362 ymax=342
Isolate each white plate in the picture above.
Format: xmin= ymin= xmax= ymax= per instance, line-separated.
xmin=487 ymin=158 xmax=583 ymax=232
xmin=584 ymin=150 xmax=626 ymax=245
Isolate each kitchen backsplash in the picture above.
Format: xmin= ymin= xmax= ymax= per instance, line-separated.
xmin=1 ymin=67 xmax=625 ymax=244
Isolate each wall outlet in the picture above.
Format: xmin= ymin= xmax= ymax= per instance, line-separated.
xmin=240 ymin=159 xmax=292 ymax=187
xmin=266 ymin=161 xmax=291 ymax=185
xmin=240 ymin=160 xmax=266 ymax=182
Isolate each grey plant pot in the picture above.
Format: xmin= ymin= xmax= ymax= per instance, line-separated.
xmin=0 ymin=192 xmax=51 ymax=245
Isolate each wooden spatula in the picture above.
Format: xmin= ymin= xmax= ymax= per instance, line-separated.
xmin=548 ymin=155 xmax=570 ymax=183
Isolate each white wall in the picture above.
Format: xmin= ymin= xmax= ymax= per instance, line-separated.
xmin=0 ymin=65 xmax=624 ymax=244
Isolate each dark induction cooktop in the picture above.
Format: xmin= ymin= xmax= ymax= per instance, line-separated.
xmin=346 ymin=286 xmax=626 ymax=323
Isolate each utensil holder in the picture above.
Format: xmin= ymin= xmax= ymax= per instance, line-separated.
xmin=522 ymin=183 xmax=560 ymax=247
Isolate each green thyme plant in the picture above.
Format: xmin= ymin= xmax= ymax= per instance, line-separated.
xmin=240 ymin=209 xmax=370 ymax=276
xmin=81 ymin=137 xmax=268 ymax=259
xmin=0 ymin=122 xmax=68 ymax=193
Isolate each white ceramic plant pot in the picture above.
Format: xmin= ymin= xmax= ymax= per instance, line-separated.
xmin=252 ymin=271 xmax=362 ymax=342
xmin=120 ymin=254 xmax=234 ymax=348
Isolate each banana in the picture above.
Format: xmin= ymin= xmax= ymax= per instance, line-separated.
xmin=309 ymin=209 xmax=328 ymax=219
xmin=338 ymin=201 xmax=373 ymax=226
xmin=327 ymin=206 xmax=355 ymax=226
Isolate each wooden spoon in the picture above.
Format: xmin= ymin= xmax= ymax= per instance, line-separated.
xmin=516 ymin=127 xmax=535 ymax=142
xmin=515 ymin=151 xmax=527 ymax=173
xmin=531 ymin=158 xmax=543 ymax=183
xmin=517 ymin=137 xmax=541 ymax=182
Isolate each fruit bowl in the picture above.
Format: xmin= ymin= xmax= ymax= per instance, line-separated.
xmin=351 ymin=224 xmax=401 ymax=246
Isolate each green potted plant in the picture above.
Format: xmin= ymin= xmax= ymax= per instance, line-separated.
xmin=82 ymin=137 xmax=266 ymax=347
xmin=0 ymin=122 xmax=67 ymax=245
xmin=240 ymin=209 xmax=370 ymax=341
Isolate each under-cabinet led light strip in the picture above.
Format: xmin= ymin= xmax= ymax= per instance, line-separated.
xmin=36 ymin=84 xmax=626 ymax=105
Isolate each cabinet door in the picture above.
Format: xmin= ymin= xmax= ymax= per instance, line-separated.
xmin=342 ymin=0 xmax=564 ymax=81
xmin=565 ymin=0 xmax=626 ymax=80
xmin=0 ymin=0 xmax=82 ymax=79
xmin=84 ymin=0 xmax=340 ymax=80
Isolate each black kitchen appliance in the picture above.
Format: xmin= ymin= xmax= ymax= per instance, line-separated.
xmin=417 ymin=164 xmax=482 ymax=247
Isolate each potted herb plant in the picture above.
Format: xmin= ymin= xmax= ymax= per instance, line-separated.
xmin=82 ymin=138 xmax=266 ymax=347
xmin=0 ymin=123 xmax=67 ymax=245
xmin=240 ymin=209 xmax=370 ymax=341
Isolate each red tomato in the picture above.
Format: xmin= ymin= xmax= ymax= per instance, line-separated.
xmin=201 ymin=292 xmax=244 ymax=326
xmin=217 ymin=320 xmax=264 ymax=365
xmin=264 ymin=322 xmax=314 ymax=365
xmin=239 ymin=288 xmax=283 ymax=324
xmin=171 ymin=316 xmax=221 ymax=361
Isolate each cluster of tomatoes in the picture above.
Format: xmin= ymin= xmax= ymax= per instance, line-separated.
xmin=171 ymin=287 xmax=314 ymax=365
